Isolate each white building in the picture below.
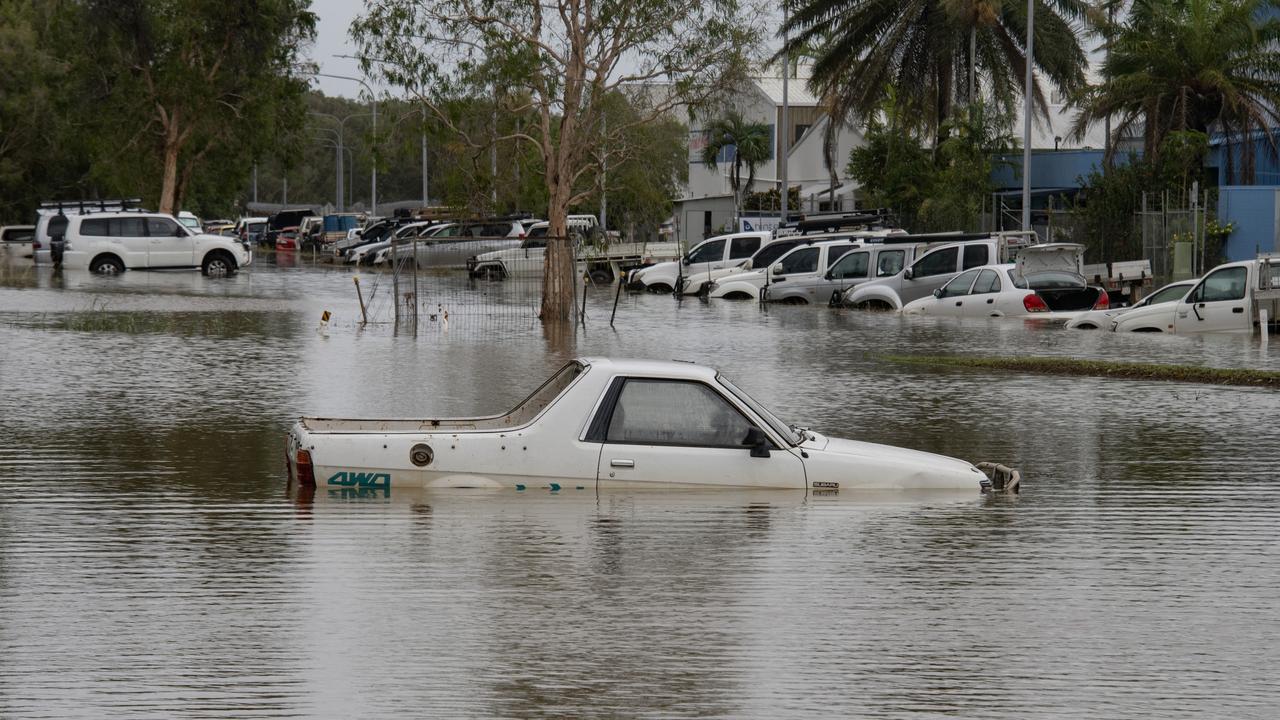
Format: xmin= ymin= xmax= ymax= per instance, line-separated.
xmin=674 ymin=65 xmax=868 ymax=244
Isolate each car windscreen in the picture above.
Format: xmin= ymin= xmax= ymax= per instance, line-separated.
xmin=750 ymin=241 xmax=800 ymax=268
xmin=717 ymin=375 xmax=799 ymax=446
xmin=1023 ymin=271 xmax=1085 ymax=289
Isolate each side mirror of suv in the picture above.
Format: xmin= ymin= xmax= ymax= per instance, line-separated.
xmin=770 ymin=262 xmax=784 ymax=276
xmin=742 ymin=427 xmax=771 ymax=458
xmin=174 ymin=226 xmax=188 ymax=237
xmin=904 ymin=266 xmax=915 ymax=280
xmin=932 ymin=288 xmax=942 ymax=298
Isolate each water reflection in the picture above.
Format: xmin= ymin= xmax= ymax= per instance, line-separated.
xmin=1 ymin=260 xmax=1278 ymax=718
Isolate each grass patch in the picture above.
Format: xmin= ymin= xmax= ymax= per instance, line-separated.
xmin=880 ymin=355 xmax=1280 ymax=388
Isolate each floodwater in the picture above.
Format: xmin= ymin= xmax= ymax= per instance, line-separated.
xmin=1 ymin=256 xmax=1278 ymax=718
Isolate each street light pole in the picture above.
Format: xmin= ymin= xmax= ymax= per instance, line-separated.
xmin=421 ymin=104 xmax=429 ymax=206
xmin=316 ymin=72 xmax=378 ymax=215
xmin=1021 ymin=0 xmax=1035 ymax=233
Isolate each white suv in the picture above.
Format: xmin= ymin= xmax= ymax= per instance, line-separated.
xmin=62 ymin=212 xmax=253 ymax=276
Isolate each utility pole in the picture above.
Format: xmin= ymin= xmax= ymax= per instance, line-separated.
xmin=421 ymin=104 xmax=429 ymax=206
xmin=1021 ymin=0 xmax=1035 ymax=233
xmin=336 ymin=140 xmax=344 ymax=212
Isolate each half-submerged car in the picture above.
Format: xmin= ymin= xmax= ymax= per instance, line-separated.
xmin=287 ymin=358 xmax=1014 ymax=493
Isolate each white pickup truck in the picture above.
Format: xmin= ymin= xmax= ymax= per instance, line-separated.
xmin=287 ymin=358 xmax=1017 ymax=493
xmin=1110 ymin=254 xmax=1280 ymax=334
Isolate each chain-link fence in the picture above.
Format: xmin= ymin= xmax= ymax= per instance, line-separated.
xmin=343 ymin=235 xmax=680 ymax=334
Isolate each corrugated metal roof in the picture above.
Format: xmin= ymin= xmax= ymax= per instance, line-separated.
xmin=752 ymin=77 xmax=819 ymax=107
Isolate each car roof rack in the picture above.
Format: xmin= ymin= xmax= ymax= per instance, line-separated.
xmin=38 ymin=199 xmax=144 ymax=215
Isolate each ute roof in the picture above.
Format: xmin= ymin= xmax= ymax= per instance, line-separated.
xmin=578 ymin=357 xmax=719 ymax=381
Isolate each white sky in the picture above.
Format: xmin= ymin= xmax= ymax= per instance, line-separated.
xmin=308 ymin=0 xmax=378 ymax=98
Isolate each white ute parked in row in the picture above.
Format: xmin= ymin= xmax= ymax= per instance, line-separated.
xmin=1110 ymin=254 xmax=1280 ymax=334
xmin=61 ymin=212 xmax=253 ymax=275
xmin=626 ymin=231 xmax=771 ymax=294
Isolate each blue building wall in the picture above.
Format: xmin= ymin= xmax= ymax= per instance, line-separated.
xmin=1216 ymin=186 xmax=1278 ymax=260
xmin=991 ymin=149 xmax=1109 ymax=190
xmin=1208 ymin=139 xmax=1280 ymax=187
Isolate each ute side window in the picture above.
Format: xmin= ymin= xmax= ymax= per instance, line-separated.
xmin=877 ymin=250 xmax=905 ymax=276
xmin=729 ymin=237 xmax=760 ymax=259
xmin=605 ymin=379 xmax=757 ymax=448
xmin=687 ymin=239 xmax=725 ymax=264
xmin=962 ymin=244 xmax=989 ymax=270
xmin=778 ymin=247 xmax=819 ymax=274
xmin=913 ymin=247 xmax=958 ymax=277
xmin=830 ymin=251 xmax=869 ymax=279
xmin=826 ymin=244 xmax=856 ymax=268
xmin=1191 ymin=266 xmax=1248 ymax=302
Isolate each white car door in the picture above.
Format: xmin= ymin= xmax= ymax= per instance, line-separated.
xmin=901 ymin=246 xmax=962 ymax=304
xmin=145 ymin=216 xmax=195 ymax=268
xmin=792 ymin=243 xmax=858 ymax=301
xmin=962 ymin=268 xmax=1004 ymax=317
xmin=825 ymin=249 xmax=871 ymax=300
xmin=683 ymin=238 xmax=727 ymax=281
xmin=111 ymin=216 xmax=150 ymax=268
xmin=593 ymin=378 xmax=805 ymax=489
xmin=932 ymin=269 xmax=981 ymax=316
xmin=1174 ymin=265 xmax=1253 ymax=333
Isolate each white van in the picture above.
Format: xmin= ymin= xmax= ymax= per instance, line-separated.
xmin=61 ymin=212 xmax=253 ymax=276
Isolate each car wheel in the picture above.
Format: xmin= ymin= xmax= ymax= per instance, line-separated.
xmin=202 ymin=251 xmax=236 ymax=277
xmin=90 ymin=255 xmax=125 ymax=275
xmin=480 ymin=265 xmax=503 ymax=281
xmin=723 ymin=291 xmax=752 ymax=301
xmin=589 ymin=269 xmax=613 ymax=285
xmin=646 ymin=283 xmax=673 ymax=294
xmin=857 ymin=300 xmax=892 ymax=312
xmin=1076 ymin=323 xmax=1097 ymax=330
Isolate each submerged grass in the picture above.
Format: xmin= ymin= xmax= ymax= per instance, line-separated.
xmin=881 ymin=355 xmax=1280 ymax=388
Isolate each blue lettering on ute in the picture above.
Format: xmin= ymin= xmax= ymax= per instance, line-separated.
xmin=327 ymin=470 xmax=391 ymax=489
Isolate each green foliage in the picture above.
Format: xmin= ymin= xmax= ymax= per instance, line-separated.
xmin=699 ymin=111 xmax=773 ymax=200
xmin=847 ymin=107 xmax=933 ymax=227
xmin=782 ymin=0 xmax=1090 ymax=138
xmin=1071 ymin=132 xmax=1211 ymax=264
xmin=1075 ymin=0 xmax=1280 ymax=182
xmin=848 ymin=101 xmax=1012 ymax=231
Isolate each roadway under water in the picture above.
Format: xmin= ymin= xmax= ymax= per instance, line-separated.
xmin=1 ymin=257 xmax=1278 ymax=718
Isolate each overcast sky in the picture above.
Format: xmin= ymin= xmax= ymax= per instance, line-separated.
xmin=307 ymin=0 xmax=374 ymax=98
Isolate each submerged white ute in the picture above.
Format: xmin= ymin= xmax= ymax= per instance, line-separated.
xmin=287 ymin=358 xmax=1019 ymax=494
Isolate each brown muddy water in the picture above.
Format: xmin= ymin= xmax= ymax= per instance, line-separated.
xmin=1 ymin=257 xmax=1278 ymax=718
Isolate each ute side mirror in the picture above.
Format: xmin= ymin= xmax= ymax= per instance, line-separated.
xmin=932 ymin=288 xmax=942 ymax=298
xmin=904 ymin=266 xmax=915 ymax=280
xmin=174 ymin=226 xmax=188 ymax=237
xmin=743 ymin=427 xmax=771 ymax=458
xmin=770 ymin=262 xmax=785 ymax=276
xmin=681 ymin=255 xmax=690 ymax=265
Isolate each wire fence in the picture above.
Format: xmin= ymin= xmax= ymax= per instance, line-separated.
xmin=338 ymin=235 xmax=680 ymax=334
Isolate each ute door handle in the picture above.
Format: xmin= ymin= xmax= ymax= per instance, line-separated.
xmin=986 ymin=298 xmax=995 ymax=304
xmin=954 ymin=301 xmax=963 ymax=307
xmin=1233 ymin=307 xmax=1244 ymax=314
xmin=610 ymin=459 xmax=635 ymax=468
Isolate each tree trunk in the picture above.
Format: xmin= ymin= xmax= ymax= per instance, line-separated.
xmin=541 ymin=157 xmax=576 ymax=323
xmin=158 ymin=113 xmax=184 ymax=214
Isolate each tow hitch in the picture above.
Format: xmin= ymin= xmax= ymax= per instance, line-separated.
xmin=976 ymin=462 xmax=1021 ymax=493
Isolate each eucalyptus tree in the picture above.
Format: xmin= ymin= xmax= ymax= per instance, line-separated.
xmin=81 ymin=0 xmax=317 ymax=214
xmin=699 ymin=111 xmax=773 ymax=218
xmin=353 ymin=0 xmax=760 ymax=322
xmin=781 ymin=0 xmax=1090 ymax=143
xmin=1073 ymin=0 xmax=1280 ymax=182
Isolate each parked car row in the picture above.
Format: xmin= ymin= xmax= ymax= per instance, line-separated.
xmin=623 ymin=213 xmax=1278 ymax=336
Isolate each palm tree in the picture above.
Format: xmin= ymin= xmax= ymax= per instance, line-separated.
xmin=700 ymin=111 xmax=774 ymax=219
xmin=1072 ymin=0 xmax=1280 ymax=183
xmin=781 ymin=0 xmax=1091 ymax=143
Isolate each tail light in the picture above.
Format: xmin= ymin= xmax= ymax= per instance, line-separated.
xmin=1022 ymin=293 xmax=1050 ymax=313
xmin=295 ymin=449 xmax=316 ymax=487
xmin=33 ymin=238 xmax=41 ymax=249
xmin=1092 ymin=292 xmax=1110 ymax=310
